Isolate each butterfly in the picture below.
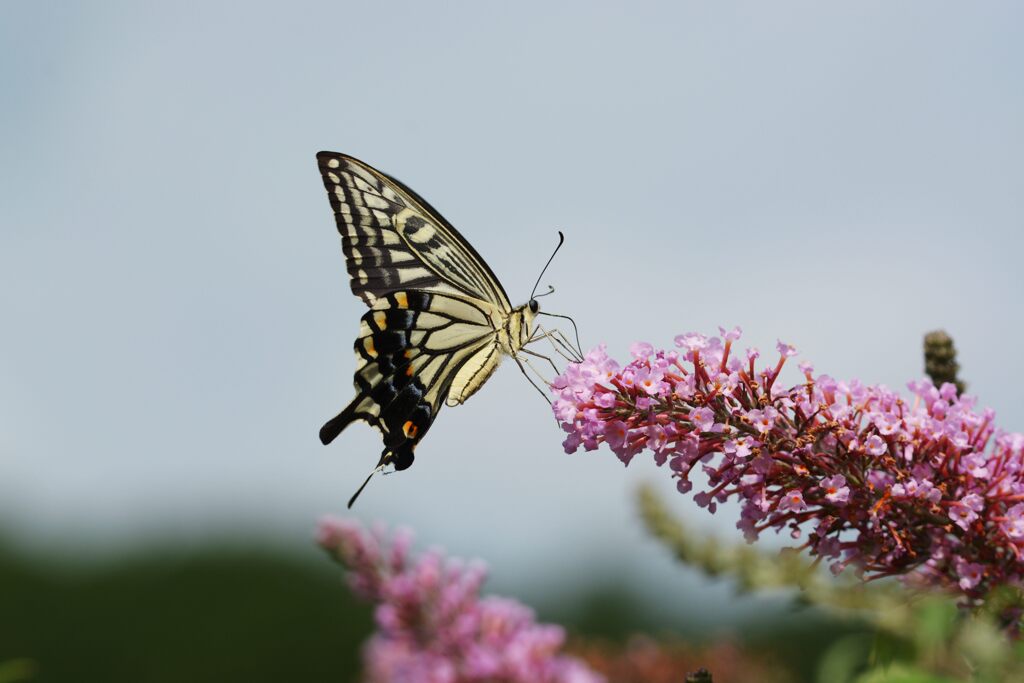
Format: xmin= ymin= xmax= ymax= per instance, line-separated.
xmin=315 ymin=152 xmax=570 ymax=506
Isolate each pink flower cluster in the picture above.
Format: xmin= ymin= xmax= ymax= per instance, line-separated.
xmin=552 ymin=328 xmax=1024 ymax=598
xmin=317 ymin=517 xmax=603 ymax=683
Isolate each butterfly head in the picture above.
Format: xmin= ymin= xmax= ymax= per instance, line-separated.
xmin=512 ymin=284 xmax=554 ymax=351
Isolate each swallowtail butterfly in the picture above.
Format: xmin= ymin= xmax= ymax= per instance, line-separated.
xmin=316 ymin=152 xmax=556 ymax=505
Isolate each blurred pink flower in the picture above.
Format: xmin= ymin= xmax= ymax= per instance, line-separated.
xmin=318 ymin=517 xmax=603 ymax=683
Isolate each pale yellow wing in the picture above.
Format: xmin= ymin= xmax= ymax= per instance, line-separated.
xmin=316 ymin=152 xmax=517 ymax=474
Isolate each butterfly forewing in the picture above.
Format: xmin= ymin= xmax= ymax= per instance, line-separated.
xmin=317 ymin=152 xmax=511 ymax=310
xmin=316 ymin=152 xmax=517 ymax=474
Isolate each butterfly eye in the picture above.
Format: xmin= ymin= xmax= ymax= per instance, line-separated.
xmin=529 ymin=299 xmax=539 ymax=314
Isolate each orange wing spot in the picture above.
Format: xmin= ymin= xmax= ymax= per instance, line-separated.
xmin=403 ymin=349 xmax=414 ymax=359
xmin=373 ymin=311 xmax=387 ymax=331
xmin=405 ymin=365 xmax=414 ymax=377
xmin=395 ymin=292 xmax=408 ymax=309
xmin=403 ymin=421 xmax=418 ymax=439
xmin=364 ymin=338 xmax=377 ymax=357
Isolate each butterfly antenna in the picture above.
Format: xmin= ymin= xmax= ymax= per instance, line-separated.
xmin=534 ymin=285 xmax=556 ymax=299
xmin=530 ymin=231 xmax=565 ymax=301
xmin=347 ymin=468 xmax=378 ymax=509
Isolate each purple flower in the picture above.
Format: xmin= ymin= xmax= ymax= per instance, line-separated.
xmin=646 ymin=424 xmax=669 ymax=454
xmin=634 ymin=396 xmax=655 ymax=410
xmin=719 ymin=325 xmax=743 ymax=342
xmin=629 ymin=341 xmax=654 ymax=360
xmin=962 ymin=493 xmax=985 ymax=512
xmin=778 ymin=490 xmax=806 ymax=513
xmin=674 ymin=332 xmax=708 ymax=352
xmin=724 ymin=437 xmax=755 ymax=459
xmin=865 ymin=434 xmax=887 ymax=456
xmin=550 ymin=329 xmax=1024 ymax=599
xmin=956 ymin=559 xmax=985 ymax=592
xmin=873 ymin=413 xmax=901 ymax=436
xmin=821 ymin=475 xmax=850 ymax=505
xmin=745 ymin=408 xmax=776 ymax=435
xmin=689 ymin=407 xmax=715 ymax=433
xmin=1001 ymin=504 xmax=1024 ymax=544
xmin=635 ymin=367 xmax=668 ymax=396
xmin=603 ymin=420 xmax=629 ymax=455
xmin=947 ymin=497 xmax=982 ymax=531
xmin=961 ymin=452 xmax=990 ymax=479
xmin=776 ymin=340 xmax=797 ymax=358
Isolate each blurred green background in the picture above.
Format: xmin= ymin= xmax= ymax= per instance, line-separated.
xmin=1 ymin=534 xmax=869 ymax=683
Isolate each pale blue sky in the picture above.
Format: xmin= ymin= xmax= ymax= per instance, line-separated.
xmin=2 ymin=1 xmax=1022 ymax=617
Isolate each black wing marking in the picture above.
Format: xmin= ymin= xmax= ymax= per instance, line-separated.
xmin=316 ymin=152 xmax=511 ymax=311
xmin=318 ymin=290 xmax=498 ymax=471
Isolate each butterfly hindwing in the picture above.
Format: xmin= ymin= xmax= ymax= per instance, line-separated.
xmin=317 ymin=286 xmax=502 ymax=468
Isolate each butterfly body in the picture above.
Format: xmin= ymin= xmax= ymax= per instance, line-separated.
xmin=316 ymin=152 xmax=539 ymax=477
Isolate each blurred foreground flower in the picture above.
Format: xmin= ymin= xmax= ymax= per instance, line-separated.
xmin=317 ymin=517 xmax=603 ymax=683
xmin=571 ymin=636 xmax=787 ymax=683
xmin=552 ymin=329 xmax=1024 ymax=599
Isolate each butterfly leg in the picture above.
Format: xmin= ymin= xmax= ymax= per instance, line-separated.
xmin=536 ymin=312 xmax=584 ymax=360
xmin=544 ymin=327 xmax=583 ymax=363
xmin=528 ymin=326 xmax=568 ymax=361
xmin=519 ymin=346 xmax=560 ymax=376
xmin=550 ymin=327 xmax=584 ymax=362
xmin=512 ymin=355 xmax=552 ymax=405
xmin=531 ymin=325 xmax=581 ymax=365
